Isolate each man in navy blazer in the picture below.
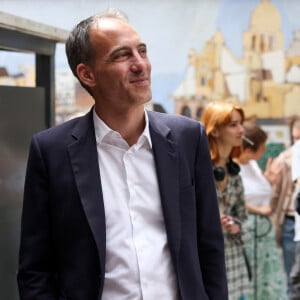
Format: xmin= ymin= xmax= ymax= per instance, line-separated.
xmin=17 ymin=8 xmax=228 ymax=300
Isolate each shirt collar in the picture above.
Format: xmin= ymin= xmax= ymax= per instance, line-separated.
xmin=93 ymin=108 xmax=152 ymax=149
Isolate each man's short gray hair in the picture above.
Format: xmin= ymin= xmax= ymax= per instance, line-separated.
xmin=65 ymin=8 xmax=129 ymax=95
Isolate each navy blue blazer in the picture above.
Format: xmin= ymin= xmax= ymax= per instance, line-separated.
xmin=17 ymin=109 xmax=228 ymax=300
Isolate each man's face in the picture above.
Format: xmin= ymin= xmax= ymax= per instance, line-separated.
xmin=84 ymin=18 xmax=152 ymax=112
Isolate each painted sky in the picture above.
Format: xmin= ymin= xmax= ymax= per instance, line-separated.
xmin=1 ymin=0 xmax=300 ymax=112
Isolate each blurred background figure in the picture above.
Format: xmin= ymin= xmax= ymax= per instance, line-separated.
xmin=290 ymin=138 xmax=300 ymax=300
xmin=201 ymin=101 xmax=251 ymax=300
xmin=270 ymin=116 xmax=300 ymax=298
xmin=237 ymin=122 xmax=287 ymax=300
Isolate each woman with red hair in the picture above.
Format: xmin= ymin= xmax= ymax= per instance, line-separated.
xmin=201 ymin=101 xmax=251 ymax=300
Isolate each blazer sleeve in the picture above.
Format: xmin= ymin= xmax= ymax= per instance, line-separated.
xmin=195 ymin=124 xmax=228 ymax=299
xmin=17 ymin=135 xmax=58 ymax=300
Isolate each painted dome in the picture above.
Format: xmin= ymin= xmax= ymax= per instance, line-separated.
xmin=250 ymin=0 xmax=281 ymax=31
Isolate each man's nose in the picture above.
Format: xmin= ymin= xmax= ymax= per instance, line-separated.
xmin=130 ymin=53 xmax=146 ymax=72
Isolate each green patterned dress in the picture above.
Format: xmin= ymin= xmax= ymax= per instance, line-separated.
xmin=240 ymin=160 xmax=287 ymax=300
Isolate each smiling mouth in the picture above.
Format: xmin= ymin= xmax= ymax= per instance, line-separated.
xmin=130 ymin=78 xmax=150 ymax=86
xmin=131 ymin=77 xmax=148 ymax=83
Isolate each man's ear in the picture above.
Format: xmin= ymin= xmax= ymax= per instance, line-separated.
xmin=76 ymin=63 xmax=96 ymax=88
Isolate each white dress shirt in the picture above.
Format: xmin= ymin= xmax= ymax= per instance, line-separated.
xmin=93 ymin=109 xmax=178 ymax=300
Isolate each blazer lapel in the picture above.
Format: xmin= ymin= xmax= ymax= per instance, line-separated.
xmin=67 ymin=110 xmax=106 ymax=278
xmin=148 ymin=112 xmax=181 ymax=264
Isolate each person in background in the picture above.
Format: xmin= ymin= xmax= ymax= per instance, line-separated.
xmin=201 ymin=101 xmax=251 ymax=300
xmin=236 ymin=122 xmax=287 ymax=300
xmin=290 ymin=138 xmax=300 ymax=300
xmin=17 ymin=8 xmax=228 ymax=300
xmin=270 ymin=116 xmax=300 ymax=298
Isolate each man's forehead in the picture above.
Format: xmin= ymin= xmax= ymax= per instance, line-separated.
xmin=89 ymin=19 xmax=142 ymax=46
xmin=92 ymin=17 xmax=132 ymax=32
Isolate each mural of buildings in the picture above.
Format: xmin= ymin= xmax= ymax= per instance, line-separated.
xmin=173 ymin=0 xmax=300 ymax=121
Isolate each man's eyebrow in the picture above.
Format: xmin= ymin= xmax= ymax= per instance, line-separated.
xmin=138 ymin=43 xmax=147 ymax=48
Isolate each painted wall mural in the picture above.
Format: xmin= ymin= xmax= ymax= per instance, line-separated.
xmin=173 ymin=0 xmax=300 ymax=129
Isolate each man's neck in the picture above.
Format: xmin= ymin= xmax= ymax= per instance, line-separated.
xmin=95 ymin=105 xmax=146 ymax=146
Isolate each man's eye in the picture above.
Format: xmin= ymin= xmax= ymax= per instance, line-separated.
xmin=115 ymin=53 xmax=127 ymax=59
xmin=139 ymin=48 xmax=147 ymax=56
